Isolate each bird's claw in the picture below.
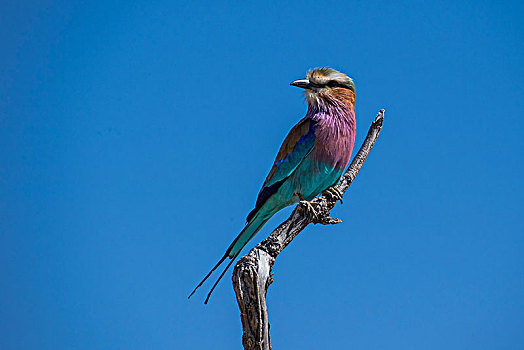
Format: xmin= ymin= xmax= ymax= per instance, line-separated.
xmin=299 ymin=200 xmax=319 ymax=220
xmin=323 ymin=187 xmax=344 ymax=204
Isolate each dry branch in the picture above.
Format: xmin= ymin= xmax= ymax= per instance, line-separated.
xmin=232 ymin=109 xmax=385 ymax=350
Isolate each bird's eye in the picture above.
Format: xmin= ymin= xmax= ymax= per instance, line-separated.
xmin=327 ymin=81 xmax=339 ymax=88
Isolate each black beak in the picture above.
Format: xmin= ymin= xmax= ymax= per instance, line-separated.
xmin=290 ymin=79 xmax=312 ymax=89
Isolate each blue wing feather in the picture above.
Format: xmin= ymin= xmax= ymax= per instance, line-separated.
xmin=246 ymin=118 xmax=316 ymax=222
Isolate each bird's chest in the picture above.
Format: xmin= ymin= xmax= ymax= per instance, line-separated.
xmin=312 ymin=122 xmax=355 ymax=170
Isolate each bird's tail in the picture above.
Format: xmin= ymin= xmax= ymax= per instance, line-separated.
xmin=226 ymin=213 xmax=270 ymax=258
xmin=188 ymin=212 xmax=270 ymax=303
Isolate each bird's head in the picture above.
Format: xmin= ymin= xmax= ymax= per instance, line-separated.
xmin=290 ymin=67 xmax=355 ymax=109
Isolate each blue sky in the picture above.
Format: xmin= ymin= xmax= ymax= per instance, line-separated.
xmin=1 ymin=0 xmax=523 ymax=349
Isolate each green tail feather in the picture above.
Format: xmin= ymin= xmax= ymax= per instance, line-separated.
xmin=188 ymin=211 xmax=272 ymax=303
xmin=227 ymin=214 xmax=270 ymax=258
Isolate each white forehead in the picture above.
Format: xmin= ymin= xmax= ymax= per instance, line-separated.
xmin=306 ymin=67 xmax=352 ymax=85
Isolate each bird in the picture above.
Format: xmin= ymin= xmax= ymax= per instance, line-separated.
xmin=189 ymin=67 xmax=356 ymax=303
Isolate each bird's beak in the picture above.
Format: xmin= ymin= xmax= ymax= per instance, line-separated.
xmin=290 ymin=79 xmax=312 ymax=89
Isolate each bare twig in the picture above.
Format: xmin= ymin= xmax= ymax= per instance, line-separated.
xmin=232 ymin=109 xmax=385 ymax=350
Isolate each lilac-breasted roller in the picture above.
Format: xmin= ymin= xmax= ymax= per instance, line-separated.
xmin=189 ymin=67 xmax=356 ymax=303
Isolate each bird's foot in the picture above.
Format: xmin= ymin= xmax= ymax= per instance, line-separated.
xmin=299 ymin=200 xmax=319 ymax=221
xmin=323 ymin=187 xmax=344 ymax=204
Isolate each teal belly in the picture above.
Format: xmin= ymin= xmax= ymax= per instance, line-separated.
xmin=289 ymin=158 xmax=342 ymax=201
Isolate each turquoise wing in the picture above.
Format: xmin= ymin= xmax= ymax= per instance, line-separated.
xmin=246 ymin=118 xmax=316 ymax=222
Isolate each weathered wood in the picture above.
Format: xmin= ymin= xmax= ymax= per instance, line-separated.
xmin=232 ymin=109 xmax=385 ymax=350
